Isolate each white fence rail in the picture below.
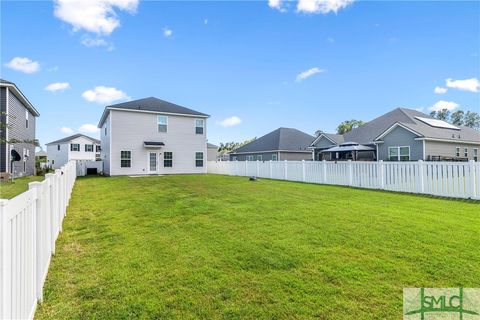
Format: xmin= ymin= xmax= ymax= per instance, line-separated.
xmin=208 ymin=160 xmax=480 ymax=200
xmin=0 ymin=161 xmax=77 ymax=320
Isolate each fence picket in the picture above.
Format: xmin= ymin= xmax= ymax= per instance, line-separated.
xmin=207 ymin=160 xmax=479 ymax=200
xmin=0 ymin=161 xmax=77 ymax=320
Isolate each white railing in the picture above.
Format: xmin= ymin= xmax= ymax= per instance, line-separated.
xmin=208 ymin=160 xmax=480 ymax=200
xmin=0 ymin=161 xmax=77 ymax=320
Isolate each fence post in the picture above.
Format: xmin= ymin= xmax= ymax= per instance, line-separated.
xmin=0 ymin=199 xmax=12 ymax=319
xmin=256 ymin=160 xmax=259 ymax=177
xmin=322 ymin=160 xmax=327 ymax=184
xmin=347 ymin=160 xmax=353 ymax=186
xmin=245 ymin=160 xmax=248 ymax=177
xmin=302 ymin=160 xmax=306 ymax=182
xmin=29 ymin=181 xmax=43 ymax=301
xmin=379 ymin=160 xmax=385 ymax=189
xmin=284 ymin=160 xmax=288 ymax=180
xmin=468 ymin=160 xmax=476 ymax=199
xmin=45 ymin=173 xmax=56 ymax=254
xmin=269 ymin=160 xmax=273 ymax=179
xmin=417 ymin=160 xmax=425 ymax=193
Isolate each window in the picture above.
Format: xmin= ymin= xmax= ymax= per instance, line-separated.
xmin=272 ymin=154 xmax=278 ymax=161
xmin=105 ymin=126 xmax=107 ymax=136
xmin=23 ymin=148 xmax=26 ymax=172
xmin=464 ymin=148 xmax=468 ymax=158
xmin=26 ymin=110 xmax=29 ymax=128
xmin=232 ymin=156 xmax=237 ymax=161
xmin=474 ymin=149 xmax=478 ymax=162
xmin=388 ymin=146 xmax=410 ymax=161
xmin=96 ymin=145 xmax=101 ymax=152
xmin=456 ymin=147 xmax=460 ymax=157
xmin=164 ymin=152 xmax=173 ymax=167
xmin=85 ymin=144 xmax=94 ymax=152
xmin=120 ymin=151 xmax=131 ymax=168
xmin=158 ymin=115 xmax=168 ymax=132
xmin=257 ymin=155 xmax=262 ymax=161
xmin=57 ymin=144 xmax=60 ymax=151
xmin=195 ymin=119 xmax=204 ymax=134
xmin=246 ymin=155 xmax=254 ymax=161
xmin=71 ymin=144 xmax=80 ymax=151
xmin=52 ymin=160 xmax=55 ymax=165
xmin=195 ymin=152 xmax=204 ymax=167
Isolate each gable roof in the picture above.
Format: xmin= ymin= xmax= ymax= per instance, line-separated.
xmin=46 ymin=134 xmax=100 ymax=145
xmin=310 ymin=133 xmax=344 ymax=147
xmin=1 ymin=79 xmax=40 ymax=117
xmin=207 ymin=143 xmax=218 ymax=149
xmin=310 ymin=108 xmax=480 ymax=147
xmin=98 ymin=97 xmax=209 ymax=127
xmin=232 ymin=128 xmax=314 ymax=154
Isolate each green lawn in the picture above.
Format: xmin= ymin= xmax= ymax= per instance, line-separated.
xmin=0 ymin=175 xmax=44 ymax=199
xmin=35 ymin=175 xmax=480 ymax=319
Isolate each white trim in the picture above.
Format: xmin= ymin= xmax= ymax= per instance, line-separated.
xmin=157 ymin=115 xmax=168 ymax=133
xmin=374 ymin=122 xmax=423 ymax=141
xmin=5 ymin=87 xmax=9 ymax=173
xmin=109 ymin=112 xmax=112 ymax=174
xmin=388 ymin=146 xmax=410 ymax=161
xmin=195 ymin=151 xmax=204 ymax=167
xmin=257 ymin=155 xmax=262 ymax=161
xmin=422 ymin=140 xmax=426 ymax=160
xmin=272 ymin=154 xmax=278 ymax=161
xmin=194 ymin=118 xmax=205 ymax=135
xmin=310 ymin=133 xmax=337 ymax=147
xmin=456 ymin=146 xmax=461 ymax=157
xmin=120 ymin=149 xmax=132 ymax=168
xmin=473 ymin=148 xmax=478 ymax=161
xmin=464 ymin=147 xmax=468 ymax=158
xmin=415 ymin=137 xmax=480 ymax=145
xmin=0 ymin=82 xmax=40 ymax=116
xmin=147 ymin=151 xmax=158 ymax=173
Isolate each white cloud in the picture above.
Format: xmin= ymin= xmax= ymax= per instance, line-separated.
xmin=82 ymin=86 xmax=131 ymax=104
xmin=429 ymin=100 xmax=459 ymax=112
xmin=327 ymin=37 xmax=335 ymax=43
xmin=296 ymin=67 xmax=324 ymax=82
xmin=81 ymin=36 xmax=114 ymax=51
xmin=79 ymin=123 xmax=100 ymax=133
xmin=61 ymin=126 xmax=74 ymax=134
xmin=445 ymin=77 xmax=479 ymax=93
xmin=297 ymin=0 xmax=354 ymax=14
xmin=164 ymin=28 xmax=173 ymax=37
xmin=48 ymin=66 xmax=59 ymax=72
xmin=434 ymin=86 xmax=447 ymax=94
xmin=5 ymin=57 xmax=40 ymax=73
xmin=268 ymin=0 xmax=287 ymax=12
xmin=53 ymin=0 xmax=139 ymax=35
xmin=218 ymin=116 xmax=242 ymax=127
xmin=204 ymin=18 xmax=208 ymax=25
xmin=45 ymin=82 xmax=70 ymax=92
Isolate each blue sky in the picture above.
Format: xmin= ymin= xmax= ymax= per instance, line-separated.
xmin=1 ymin=0 xmax=479 ymax=148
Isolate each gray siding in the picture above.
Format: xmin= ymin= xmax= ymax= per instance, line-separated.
xmin=279 ymin=151 xmax=313 ymax=161
xmin=6 ymin=91 xmax=36 ymax=177
xmin=377 ymin=126 xmax=423 ymax=161
xmin=313 ymin=136 xmax=336 ymax=149
xmin=425 ymin=141 xmax=480 ymax=161
xmin=230 ymin=152 xmax=279 ymax=161
xmin=230 ymin=151 xmax=312 ymax=161
xmin=0 ymin=88 xmax=6 ymax=172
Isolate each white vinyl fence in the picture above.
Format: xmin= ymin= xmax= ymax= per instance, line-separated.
xmin=0 ymin=161 xmax=77 ymax=320
xmin=208 ymin=160 xmax=480 ymax=200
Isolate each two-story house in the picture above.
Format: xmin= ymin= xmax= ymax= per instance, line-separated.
xmin=97 ymin=97 xmax=209 ymax=176
xmin=0 ymin=79 xmax=40 ymax=177
xmin=46 ymin=134 xmax=101 ymax=169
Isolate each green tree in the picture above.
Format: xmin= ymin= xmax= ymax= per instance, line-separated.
xmin=450 ymin=110 xmax=465 ymax=126
xmin=314 ymin=129 xmax=324 ymax=137
xmin=464 ymin=111 xmax=480 ymax=130
xmin=431 ymin=108 xmax=450 ymax=121
xmin=336 ymin=120 xmax=365 ymax=134
xmin=218 ymin=137 xmax=257 ymax=153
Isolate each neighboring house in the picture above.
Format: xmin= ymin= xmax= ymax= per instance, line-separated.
xmin=310 ymin=108 xmax=480 ymax=161
xmin=97 ymin=97 xmax=209 ymax=176
xmin=46 ymin=134 xmax=101 ymax=169
xmin=207 ymin=143 xmax=219 ymax=161
xmin=229 ymin=127 xmax=314 ymax=161
xmin=0 ymin=79 xmax=40 ymax=177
